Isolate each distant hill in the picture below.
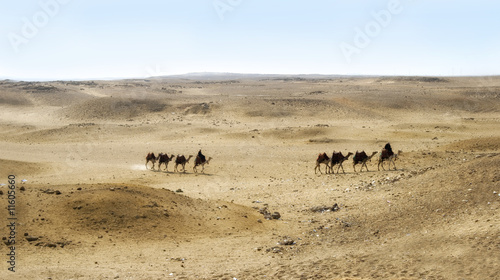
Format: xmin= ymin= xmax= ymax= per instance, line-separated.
xmin=151 ymin=72 xmax=353 ymax=80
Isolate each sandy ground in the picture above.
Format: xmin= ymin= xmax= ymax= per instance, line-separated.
xmin=0 ymin=75 xmax=499 ymax=279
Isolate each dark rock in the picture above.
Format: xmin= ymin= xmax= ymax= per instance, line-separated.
xmin=26 ymin=236 xmax=39 ymax=242
xmin=266 ymin=246 xmax=283 ymax=253
xmin=310 ymin=203 xmax=340 ymax=213
xmin=278 ymin=238 xmax=295 ymax=246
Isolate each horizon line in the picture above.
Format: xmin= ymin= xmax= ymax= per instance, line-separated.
xmin=1 ymin=72 xmax=499 ymax=82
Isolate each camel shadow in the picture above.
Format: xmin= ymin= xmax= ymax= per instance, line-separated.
xmin=194 ymin=172 xmax=213 ymax=177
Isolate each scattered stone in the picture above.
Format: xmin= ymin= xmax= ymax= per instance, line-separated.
xmin=0 ymin=190 xmax=3 ymax=195
xmin=20 ymin=186 xmax=26 ymax=191
xmin=26 ymin=236 xmax=39 ymax=242
xmin=175 ymin=189 xmax=183 ymax=193
xmin=41 ymin=189 xmax=63 ymax=195
xmin=77 ymin=187 xmax=82 ymax=191
xmin=143 ymin=201 xmax=159 ymax=208
xmin=310 ymin=203 xmax=340 ymax=213
xmin=278 ymin=237 xmax=295 ymax=246
xmin=341 ymin=221 xmax=351 ymax=228
xmin=258 ymin=207 xmax=280 ymax=220
xmin=266 ymin=246 xmax=283 ymax=253
xmin=3 ymin=237 xmax=12 ymax=246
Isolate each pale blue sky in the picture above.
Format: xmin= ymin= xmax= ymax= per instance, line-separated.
xmin=0 ymin=0 xmax=499 ymax=80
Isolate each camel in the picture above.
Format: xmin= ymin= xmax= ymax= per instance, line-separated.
xmin=193 ymin=150 xmax=211 ymax=173
xmin=329 ymin=151 xmax=353 ymax=174
xmin=377 ymin=143 xmax=401 ymax=171
xmin=145 ymin=152 xmax=157 ymax=170
xmin=174 ymin=155 xmax=193 ymax=172
xmin=314 ymin=153 xmax=330 ymax=174
xmin=353 ymin=151 xmax=378 ymax=172
xmin=157 ymin=153 xmax=175 ymax=171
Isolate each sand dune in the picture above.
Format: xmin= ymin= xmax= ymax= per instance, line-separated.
xmin=0 ymin=76 xmax=499 ymax=279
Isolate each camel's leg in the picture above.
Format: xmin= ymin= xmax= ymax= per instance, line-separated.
xmin=391 ymin=158 xmax=397 ymax=170
xmin=353 ymin=164 xmax=357 ymax=172
xmin=362 ymin=162 xmax=369 ymax=172
xmin=336 ymin=163 xmax=342 ymax=174
xmin=378 ymin=160 xmax=386 ymax=171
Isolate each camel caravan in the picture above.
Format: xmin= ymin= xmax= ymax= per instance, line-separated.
xmin=315 ymin=143 xmax=402 ymax=174
xmin=145 ymin=150 xmax=212 ymax=173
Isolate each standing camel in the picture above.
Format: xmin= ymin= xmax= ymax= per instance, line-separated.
xmin=329 ymin=151 xmax=353 ymax=174
xmin=314 ymin=153 xmax=330 ymax=174
xmin=158 ymin=153 xmax=175 ymax=171
xmin=377 ymin=143 xmax=401 ymax=171
xmin=145 ymin=152 xmax=157 ymax=170
xmin=193 ymin=150 xmax=212 ymax=173
xmin=174 ymin=155 xmax=193 ymax=172
xmin=353 ymin=151 xmax=378 ymax=172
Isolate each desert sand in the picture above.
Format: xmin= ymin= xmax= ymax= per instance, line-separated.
xmin=0 ymin=75 xmax=499 ymax=279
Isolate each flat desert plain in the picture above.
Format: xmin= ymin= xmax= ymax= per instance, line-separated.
xmin=0 ymin=75 xmax=499 ymax=279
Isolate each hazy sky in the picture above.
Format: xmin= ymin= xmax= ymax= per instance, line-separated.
xmin=1 ymin=0 xmax=499 ymax=80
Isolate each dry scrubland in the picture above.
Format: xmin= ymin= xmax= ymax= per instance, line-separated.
xmin=0 ymin=75 xmax=499 ymax=279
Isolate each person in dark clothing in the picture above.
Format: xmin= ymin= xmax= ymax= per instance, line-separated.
xmin=384 ymin=143 xmax=394 ymax=156
xmin=198 ymin=150 xmax=206 ymax=162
